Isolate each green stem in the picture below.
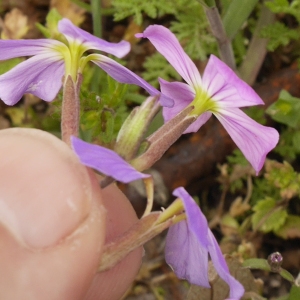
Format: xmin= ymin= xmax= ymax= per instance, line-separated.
xmin=239 ymin=5 xmax=275 ymax=85
xmin=91 ymin=0 xmax=102 ymax=94
xmin=91 ymin=0 xmax=102 ymax=38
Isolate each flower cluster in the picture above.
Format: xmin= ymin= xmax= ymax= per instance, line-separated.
xmin=71 ymin=137 xmax=244 ymax=299
xmin=0 ymin=18 xmax=281 ymax=300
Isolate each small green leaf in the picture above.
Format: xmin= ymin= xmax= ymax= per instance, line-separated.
xmin=242 ymin=258 xmax=271 ymax=271
xmin=260 ymin=22 xmax=300 ymax=51
xmin=265 ymin=0 xmax=300 ymax=23
xmin=113 ymin=0 xmax=176 ymax=24
xmin=36 ymin=9 xmax=63 ymax=40
xmin=279 ymin=269 xmax=295 ymax=283
xmin=223 ymin=0 xmax=259 ymax=40
xmin=288 ymin=285 xmax=300 ymax=300
xmin=266 ymin=90 xmax=300 ymax=128
xmin=252 ymin=198 xmax=288 ymax=233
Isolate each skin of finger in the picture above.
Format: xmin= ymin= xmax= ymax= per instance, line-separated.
xmin=0 ymin=129 xmax=106 ymax=299
xmin=84 ymin=182 xmax=143 ymax=300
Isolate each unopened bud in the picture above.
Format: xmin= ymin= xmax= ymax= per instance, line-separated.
xmin=268 ymin=252 xmax=283 ymax=272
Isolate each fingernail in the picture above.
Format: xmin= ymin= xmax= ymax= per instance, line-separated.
xmin=0 ymin=128 xmax=92 ymax=248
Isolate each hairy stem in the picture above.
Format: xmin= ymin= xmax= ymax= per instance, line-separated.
xmin=98 ymin=212 xmax=173 ymax=272
xmin=61 ymin=75 xmax=82 ymax=146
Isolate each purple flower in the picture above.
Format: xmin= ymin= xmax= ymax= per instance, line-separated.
xmin=71 ymin=136 xmax=149 ymax=183
xmin=166 ymin=187 xmax=244 ymax=299
xmin=0 ymin=19 xmax=172 ymax=107
xmin=136 ymin=25 xmax=279 ymax=174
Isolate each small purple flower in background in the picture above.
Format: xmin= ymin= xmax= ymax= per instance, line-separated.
xmin=71 ymin=136 xmax=149 ymax=183
xmin=0 ymin=19 xmax=172 ymax=107
xmin=166 ymin=187 xmax=244 ymax=299
xmin=136 ymin=25 xmax=279 ymax=174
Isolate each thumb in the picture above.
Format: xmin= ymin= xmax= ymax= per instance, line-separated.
xmin=0 ymin=128 xmax=106 ymax=299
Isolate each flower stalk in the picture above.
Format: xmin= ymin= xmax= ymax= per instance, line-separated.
xmin=61 ymin=74 xmax=82 ymax=146
xmin=204 ymin=5 xmax=236 ymax=70
xmin=98 ymin=212 xmax=174 ymax=272
xmin=131 ymin=106 xmax=196 ymax=172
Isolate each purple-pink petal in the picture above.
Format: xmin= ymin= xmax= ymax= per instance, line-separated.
xmin=71 ymin=136 xmax=150 ymax=183
xmin=0 ymin=39 xmax=63 ymax=60
xmin=215 ymin=108 xmax=279 ymax=174
xmin=165 ymin=221 xmax=210 ymax=287
xmin=91 ymin=54 xmax=174 ymax=107
xmin=58 ymin=19 xmax=130 ymax=58
xmin=202 ymin=55 xmax=264 ymax=107
xmin=0 ymin=53 xmax=64 ymax=105
xmin=166 ymin=187 xmax=245 ymax=299
xmin=136 ymin=25 xmax=201 ymax=88
xmin=166 ymin=187 xmax=210 ymax=287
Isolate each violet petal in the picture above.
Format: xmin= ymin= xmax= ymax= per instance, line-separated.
xmin=58 ymin=18 xmax=130 ymax=58
xmin=165 ymin=187 xmax=210 ymax=287
xmin=0 ymin=53 xmax=64 ymax=105
xmin=92 ymin=54 xmax=174 ymax=107
xmin=136 ymin=25 xmax=201 ymax=88
xmin=165 ymin=221 xmax=210 ymax=287
xmin=215 ymin=108 xmax=279 ymax=174
xmin=0 ymin=39 xmax=63 ymax=60
xmin=202 ymin=55 xmax=264 ymax=107
xmin=71 ymin=136 xmax=150 ymax=183
xmin=207 ymin=231 xmax=244 ymax=299
xmin=167 ymin=187 xmax=245 ymax=299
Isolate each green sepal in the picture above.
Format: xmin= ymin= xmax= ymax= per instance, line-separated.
xmin=35 ymin=9 xmax=65 ymax=41
xmin=114 ymin=96 xmax=160 ymax=160
xmin=251 ymin=197 xmax=288 ymax=233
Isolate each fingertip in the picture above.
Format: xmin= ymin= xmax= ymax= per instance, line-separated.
xmin=0 ymin=128 xmax=106 ymax=298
